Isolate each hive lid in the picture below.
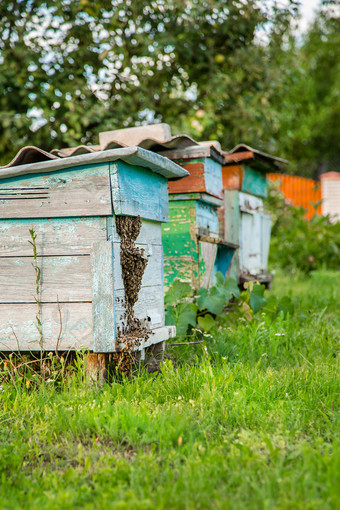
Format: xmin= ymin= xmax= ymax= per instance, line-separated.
xmin=224 ymin=144 xmax=289 ymax=172
xmin=0 ymin=146 xmax=189 ymax=181
xmin=99 ymin=123 xmax=199 ymax=152
xmin=159 ymin=141 xmax=225 ymax=165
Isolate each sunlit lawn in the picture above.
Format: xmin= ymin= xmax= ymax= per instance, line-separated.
xmin=0 ymin=270 xmax=339 ymax=509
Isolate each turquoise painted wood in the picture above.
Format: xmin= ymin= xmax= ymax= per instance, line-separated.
xmin=0 ymin=153 xmax=176 ymax=353
xmin=213 ymin=244 xmax=235 ymax=278
xmin=110 ymin=161 xmax=169 ymax=222
xmin=241 ymin=166 xmax=268 ymax=198
xmin=0 ymin=163 xmax=112 ymax=219
xmin=195 ymin=201 xmax=220 ymax=235
xmin=223 ymin=190 xmax=272 ymax=283
xmin=204 ymin=157 xmax=223 ymax=197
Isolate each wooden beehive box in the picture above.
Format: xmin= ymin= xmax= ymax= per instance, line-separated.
xmin=98 ymin=126 xmax=239 ymax=290
xmin=0 ymin=146 xmax=188 ymax=354
xmin=321 ymin=172 xmax=340 ymax=223
xmin=222 ymin=144 xmax=288 ymax=284
xmin=159 ymin=144 xmax=238 ymax=290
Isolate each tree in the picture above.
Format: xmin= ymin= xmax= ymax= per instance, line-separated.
xmin=0 ymin=0 xmax=299 ymax=165
xmin=272 ymin=0 xmax=340 ymax=177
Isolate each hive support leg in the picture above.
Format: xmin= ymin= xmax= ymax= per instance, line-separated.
xmin=139 ymin=348 xmax=146 ymax=361
xmin=144 ymin=341 xmax=165 ymax=373
xmin=86 ymin=353 xmax=108 ymax=384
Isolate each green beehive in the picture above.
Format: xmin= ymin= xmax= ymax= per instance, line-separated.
xmin=160 ymin=144 xmax=238 ymax=290
xmin=98 ymin=125 xmax=239 ymax=291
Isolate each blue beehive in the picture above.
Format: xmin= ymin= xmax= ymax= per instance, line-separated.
xmin=0 ymin=146 xmax=187 ymax=359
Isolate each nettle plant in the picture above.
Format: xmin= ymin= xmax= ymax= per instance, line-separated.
xmin=165 ymin=273 xmax=297 ymax=336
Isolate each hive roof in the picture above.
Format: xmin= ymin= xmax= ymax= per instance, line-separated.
xmin=0 ymin=146 xmax=188 ymax=181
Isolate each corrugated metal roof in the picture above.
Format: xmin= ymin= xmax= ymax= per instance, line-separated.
xmin=99 ymin=124 xmax=199 ymax=151
xmin=0 ymin=146 xmax=189 ymax=181
xmin=224 ymin=144 xmax=289 ymax=171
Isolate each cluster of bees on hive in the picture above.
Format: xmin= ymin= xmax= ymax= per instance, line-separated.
xmin=112 ymin=215 xmax=150 ymax=375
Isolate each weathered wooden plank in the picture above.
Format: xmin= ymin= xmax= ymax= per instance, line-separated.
xmin=168 ymin=159 xmax=205 ymax=194
xmin=197 ymin=234 xmax=238 ymax=249
xmin=168 ymin=157 xmax=222 ymax=198
xmin=0 ymin=217 xmax=106 ymax=256
xmin=114 ymin=284 xmax=164 ymax=331
xmin=110 ymin=161 xmax=168 ymax=222
xmin=112 ymin=242 xmax=163 ymax=291
xmin=261 ymin=213 xmax=272 ymax=270
xmin=224 ymin=190 xmax=240 ymax=281
xmin=86 ymin=353 xmax=108 ymax=383
xmin=204 ymin=157 xmax=223 ymax=198
xmin=168 ymin=193 xmax=223 ymax=207
xmin=238 ymin=191 xmax=264 ymax=212
xmin=240 ymin=211 xmax=261 ymax=274
xmin=0 ymin=164 xmax=112 ymax=219
xmin=134 ymin=326 xmax=176 ymax=351
xmin=199 ymin=241 xmax=218 ymax=288
xmin=0 ymin=255 xmax=92 ymax=303
xmin=0 ymin=302 xmax=93 ymax=352
xmin=222 ymin=165 xmax=243 ymax=190
xmin=242 ymin=166 xmax=268 ymax=198
xmin=91 ymin=241 xmax=115 ymax=353
xmin=162 ymin=199 xmax=199 ymax=289
xmin=107 ymin=217 xmax=162 ymax=246
xmin=195 ymin=201 xmax=220 ymax=235
xmin=163 ymin=255 xmax=199 ymax=291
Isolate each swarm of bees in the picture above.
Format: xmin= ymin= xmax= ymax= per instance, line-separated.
xmin=112 ymin=215 xmax=150 ymax=375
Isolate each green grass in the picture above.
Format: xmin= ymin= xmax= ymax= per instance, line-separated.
xmin=0 ymin=270 xmax=339 ymax=509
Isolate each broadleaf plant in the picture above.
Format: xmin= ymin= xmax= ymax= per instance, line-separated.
xmin=165 ymin=272 xmax=297 ymax=336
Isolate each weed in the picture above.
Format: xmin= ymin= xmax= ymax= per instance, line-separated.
xmin=28 ymin=228 xmax=43 ymax=352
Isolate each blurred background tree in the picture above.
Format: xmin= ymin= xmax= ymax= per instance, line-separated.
xmin=0 ymin=0 xmax=338 ymax=178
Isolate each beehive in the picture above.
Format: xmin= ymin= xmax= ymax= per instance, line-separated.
xmin=99 ymin=127 xmax=239 ymax=290
xmin=321 ymin=172 xmax=340 ymax=223
xmin=0 ymin=146 xmax=187 ymax=355
xmin=159 ymin=144 xmax=238 ymax=290
xmin=99 ymin=126 xmax=239 ymax=290
xmin=222 ymin=144 xmax=288 ymax=284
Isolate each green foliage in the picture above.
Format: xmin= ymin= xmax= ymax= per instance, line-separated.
xmin=274 ymin=3 xmax=340 ymax=176
xmin=0 ymin=0 xmax=299 ymax=166
xmin=165 ymin=302 xmax=197 ymax=337
xmin=1 ymin=1 xmax=338 ymax=178
xmin=267 ymin=184 xmax=340 ymax=273
xmin=165 ymin=272 xmax=296 ymax=336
